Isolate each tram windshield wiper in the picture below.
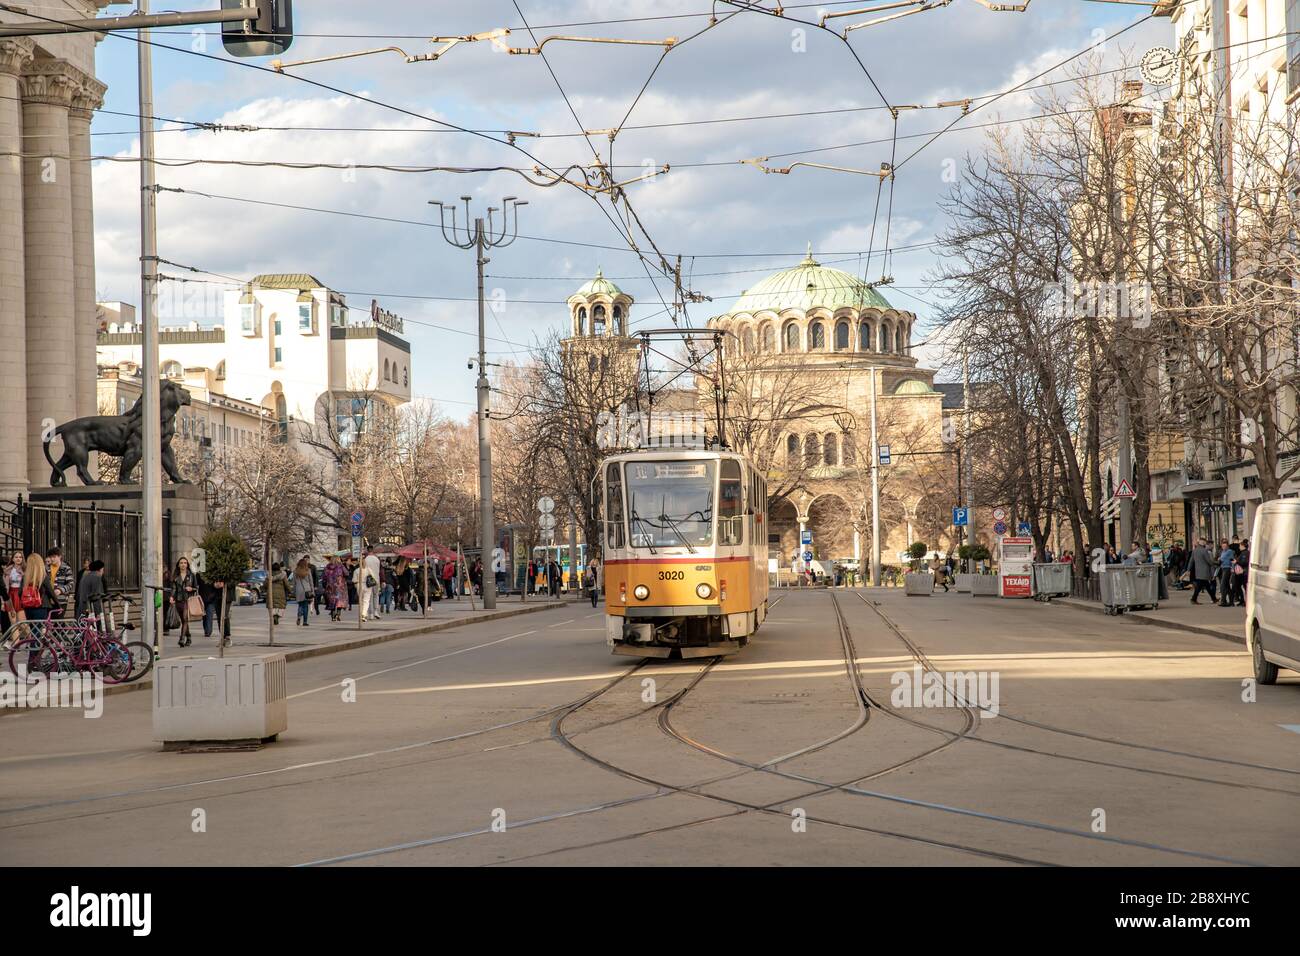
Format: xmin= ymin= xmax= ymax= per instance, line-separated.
xmin=659 ymin=494 xmax=696 ymax=554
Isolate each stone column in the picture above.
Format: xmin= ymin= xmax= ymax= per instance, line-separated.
xmin=21 ymin=58 xmax=79 ymax=489
xmin=0 ymin=38 xmax=34 ymax=500
xmin=70 ymin=73 xmax=107 ymax=424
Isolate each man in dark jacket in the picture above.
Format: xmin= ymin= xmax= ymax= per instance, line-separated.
xmin=1188 ymin=539 xmax=1217 ymax=604
xmin=75 ymin=560 xmax=107 ymax=623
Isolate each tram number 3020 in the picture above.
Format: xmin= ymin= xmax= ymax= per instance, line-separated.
xmin=658 ymin=570 xmax=685 ymax=581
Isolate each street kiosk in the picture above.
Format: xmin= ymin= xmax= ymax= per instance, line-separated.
xmin=998 ymin=536 xmax=1034 ymax=598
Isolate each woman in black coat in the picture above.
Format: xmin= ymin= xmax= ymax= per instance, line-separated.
xmin=169 ymin=556 xmax=203 ymax=647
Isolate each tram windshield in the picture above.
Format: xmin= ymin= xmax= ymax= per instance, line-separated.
xmin=623 ymin=460 xmax=715 ymax=550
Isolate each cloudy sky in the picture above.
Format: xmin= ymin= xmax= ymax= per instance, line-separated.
xmin=88 ymin=0 xmax=1171 ymax=411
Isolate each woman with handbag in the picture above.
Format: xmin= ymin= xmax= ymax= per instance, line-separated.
xmin=21 ymin=553 xmax=59 ymax=628
xmin=169 ymin=556 xmax=204 ymax=647
xmin=292 ymin=558 xmax=315 ymax=626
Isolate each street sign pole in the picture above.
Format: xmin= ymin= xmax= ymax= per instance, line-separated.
xmin=869 ymin=365 xmax=881 ymax=586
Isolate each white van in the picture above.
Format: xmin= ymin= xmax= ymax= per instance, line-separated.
xmin=1245 ymin=500 xmax=1300 ymax=684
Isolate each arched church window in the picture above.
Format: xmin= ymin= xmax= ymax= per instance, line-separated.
xmin=613 ymin=305 xmax=623 ymax=333
xmin=786 ymin=434 xmax=799 ymax=463
xmin=783 ymin=322 xmax=801 ymax=352
xmin=823 ymin=433 xmax=837 ymax=466
xmin=843 ymin=434 xmax=856 ymax=464
xmin=896 ymin=327 xmax=906 ymax=353
xmin=761 ymin=324 xmax=776 ymax=352
xmin=879 ymin=324 xmax=890 ymax=352
xmin=804 ymin=433 xmax=820 ymax=467
xmin=809 ymin=321 xmax=825 ymax=350
xmin=859 ymin=321 xmax=872 ymax=351
xmin=577 ymin=307 xmax=586 ymax=335
xmin=835 ymin=321 xmax=849 ymax=351
xmin=162 ymin=360 xmax=183 ymax=380
xmin=742 ymin=327 xmax=755 ymax=355
xmin=593 ymin=305 xmax=606 ymax=335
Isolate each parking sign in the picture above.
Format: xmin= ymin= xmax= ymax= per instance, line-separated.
xmin=953 ymin=507 xmax=968 ymax=527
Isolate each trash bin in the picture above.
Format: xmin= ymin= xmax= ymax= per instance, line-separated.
xmin=1032 ymin=563 xmax=1072 ymax=601
xmin=1098 ymin=565 xmax=1159 ymax=614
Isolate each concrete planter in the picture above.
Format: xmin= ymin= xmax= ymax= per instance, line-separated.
xmin=954 ymin=573 xmax=974 ymax=593
xmin=970 ymin=575 xmax=999 ymax=597
xmin=904 ymin=572 xmax=935 ymax=596
xmin=154 ymin=652 xmax=287 ymax=749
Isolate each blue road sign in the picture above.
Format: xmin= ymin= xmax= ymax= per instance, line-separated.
xmin=1017 ymin=521 xmax=1032 ymax=535
xmin=879 ymin=444 xmax=891 ymax=465
xmin=953 ymin=507 xmax=968 ymax=527
xmin=803 ymin=551 xmax=814 ymax=563
xmin=800 ymin=530 xmax=812 ymax=545
xmin=350 ymin=510 xmax=364 ymax=525
xmin=994 ymin=520 xmax=1008 ymax=536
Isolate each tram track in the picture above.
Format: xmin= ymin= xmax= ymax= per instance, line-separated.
xmin=639 ymin=592 xmax=1275 ymax=866
xmin=848 ymin=590 xmax=1300 ymax=795
xmin=297 ymin=591 xmax=1275 ymax=866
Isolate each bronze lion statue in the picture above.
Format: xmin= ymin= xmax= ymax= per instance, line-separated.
xmin=43 ymin=380 xmax=192 ymax=487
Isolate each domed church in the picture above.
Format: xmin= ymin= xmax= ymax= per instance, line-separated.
xmin=708 ymin=247 xmax=965 ymax=571
xmin=559 ymin=250 xmax=966 ymax=573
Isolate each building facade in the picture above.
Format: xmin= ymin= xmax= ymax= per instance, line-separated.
xmin=97 ymin=274 xmax=412 ymax=441
xmin=1 ymin=3 xmax=110 ymax=498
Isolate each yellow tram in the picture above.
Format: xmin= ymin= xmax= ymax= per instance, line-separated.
xmin=599 ymin=449 xmax=769 ymax=657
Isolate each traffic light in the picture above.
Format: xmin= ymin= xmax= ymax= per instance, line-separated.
xmin=221 ymin=0 xmax=293 ymax=58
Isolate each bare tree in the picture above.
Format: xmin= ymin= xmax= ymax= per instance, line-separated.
xmin=218 ymin=425 xmax=319 ymax=644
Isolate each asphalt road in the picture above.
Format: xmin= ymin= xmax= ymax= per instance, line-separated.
xmin=1 ymin=589 xmax=1297 ymax=866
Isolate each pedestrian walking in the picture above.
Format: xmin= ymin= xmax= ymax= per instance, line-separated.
xmin=1188 ymin=538 xmax=1217 ymax=605
xmin=75 ymin=559 xmax=107 ymax=625
xmin=323 ymin=555 xmax=349 ymax=622
xmin=269 ymin=562 xmax=288 ymax=625
xmin=547 ymin=559 xmax=561 ymax=598
xmin=1231 ymin=539 xmax=1250 ymax=607
xmin=292 ymin=558 xmax=315 ymax=626
xmin=1216 ymin=540 xmax=1236 ymax=607
xmin=526 ymin=559 xmax=536 ymax=595
xmin=198 ymin=573 xmax=227 ymax=643
xmin=441 ymin=557 xmax=457 ymax=600
xmin=169 ymin=555 xmax=202 ymax=647
xmin=587 ymin=558 xmax=601 ymax=608
xmin=20 ymin=552 xmax=58 ymax=628
xmin=6 ymin=550 xmax=26 ymax=625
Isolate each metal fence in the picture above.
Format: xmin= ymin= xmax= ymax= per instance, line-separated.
xmin=7 ymin=496 xmax=172 ymax=597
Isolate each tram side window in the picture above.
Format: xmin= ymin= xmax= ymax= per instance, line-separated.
xmin=606 ymin=462 xmax=625 ymax=549
xmin=719 ymin=459 xmax=743 ymax=545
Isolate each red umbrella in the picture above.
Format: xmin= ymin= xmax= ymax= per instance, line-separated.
xmin=396 ymin=540 xmax=457 ymax=562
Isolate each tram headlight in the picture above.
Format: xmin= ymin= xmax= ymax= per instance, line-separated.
xmin=633 ymin=584 xmax=650 ymax=601
xmin=695 ymin=582 xmax=713 ymax=599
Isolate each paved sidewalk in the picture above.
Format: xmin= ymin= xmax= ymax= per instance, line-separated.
xmin=58 ymin=593 xmax=573 ymax=703
xmin=1055 ymin=593 xmax=1246 ymax=645
xmin=162 ymin=593 xmax=571 ymax=657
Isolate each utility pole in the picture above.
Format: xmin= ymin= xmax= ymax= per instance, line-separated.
xmin=1118 ymin=390 xmax=1132 ymax=550
xmin=430 ymin=197 xmax=527 ymax=611
xmin=869 ymin=365 xmax=881 ymax=586
xmin=138 ymin=1 xmax=162 ymax=657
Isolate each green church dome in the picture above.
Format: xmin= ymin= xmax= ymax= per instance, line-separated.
xmin=728 ymin=246 xmax=893 ymax=315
